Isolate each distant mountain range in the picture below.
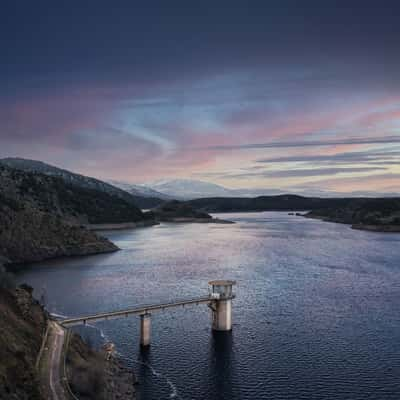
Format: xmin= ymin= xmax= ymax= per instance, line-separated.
xmin=3 ymin=159 xmax=397 ymax=202
xmin=135 ymin=179 xmax=284 ymax=199
xmin=108 ymin=180 xmax=172 ymax=200
xmin=145 ymin=179 xmax=235 ymax=199
xmin=108 ymin=178 xmax=238 ymax=200
xmin=126 ymin=178 xmax=399 ymax=200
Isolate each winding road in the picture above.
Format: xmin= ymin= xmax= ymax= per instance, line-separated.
xmin=39 ymin=321 xmax=70 ymax=400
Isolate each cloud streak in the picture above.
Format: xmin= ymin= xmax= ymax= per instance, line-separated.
xmin=205 ymin=135 xmax=400 ymax=151
xmin=200 ymin=167 xmax=387 ymax=180
xmin=256 ymin=149 xmax=400 ymax=165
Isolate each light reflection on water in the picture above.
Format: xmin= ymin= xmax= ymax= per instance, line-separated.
xmin=16 ymin=212 xmax=400 ymax=399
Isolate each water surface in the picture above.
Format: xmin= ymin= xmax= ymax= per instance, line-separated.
xmin=16 ymin=212 xmax=400 ymax=399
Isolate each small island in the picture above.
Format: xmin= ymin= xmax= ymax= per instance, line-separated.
xmin=149 ymin=200 xmax=234 ymax=224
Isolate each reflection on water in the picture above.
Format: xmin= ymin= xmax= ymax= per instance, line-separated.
xmin=209 ymin=331 xmax=236 ymax=400
xmin=16 ymin=212 xmax=400 ymax=399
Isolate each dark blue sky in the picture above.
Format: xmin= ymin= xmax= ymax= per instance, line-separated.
xmin=1 ymin=1 xmax=400 ymax=194
xmin=3 ymin=1 xmax=400 ymax=85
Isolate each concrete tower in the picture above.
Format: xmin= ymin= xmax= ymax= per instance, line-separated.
xmin=208 ymin=280 xmax=236 ymax=331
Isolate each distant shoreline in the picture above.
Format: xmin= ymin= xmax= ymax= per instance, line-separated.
xmin=84 ymin=220 xmax=159 ymax=231
xmin=160 ymin=217 xmax=235 ymax=224
xmin=351 ymin=224 xmax=400 ymax=233
xmin=304 ymin=214 xmax=400 ymax=233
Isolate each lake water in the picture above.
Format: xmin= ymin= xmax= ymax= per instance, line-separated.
xmin=16 ymin=212 xmax=400 ymax=399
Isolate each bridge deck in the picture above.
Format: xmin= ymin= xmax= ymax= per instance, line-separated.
xmin=60 ymin=295 xmax=234 ymax=327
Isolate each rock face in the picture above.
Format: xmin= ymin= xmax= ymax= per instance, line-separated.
xmin=0 ymin=165 xmax=130 ymax=265
xmin=0 ymin=284 xmax=47 ymax=400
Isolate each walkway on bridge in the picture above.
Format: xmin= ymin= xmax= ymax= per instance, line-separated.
xmin=60 ymin=295 xmax=216 ymax=327
xmin=59 ymin=280 xmax=236 ymax=346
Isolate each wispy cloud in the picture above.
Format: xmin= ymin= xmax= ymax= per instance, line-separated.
xmin=256 ymin=149 xmax=400 ymax=165
xmin=205 ymin=135 xmax=400 ymax=150
xmin=194 ymin=166 xmax=387 ymax=180
xmin=250 ymin=167 xmax=386 ymax=178
xmin=293 ymin=173 xmax=400 ymax=194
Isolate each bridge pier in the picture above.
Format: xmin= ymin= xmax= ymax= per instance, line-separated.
xmin=209 ymin=280 xmax=236 ymax=331
xmin=140 ymin=313 xmax=151 ymax=346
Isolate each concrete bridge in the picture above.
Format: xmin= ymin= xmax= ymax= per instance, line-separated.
xmin=60 ymin=280 xmax=236 ymax=346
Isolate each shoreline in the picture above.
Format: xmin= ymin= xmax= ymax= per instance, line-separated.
xmin=6 ymin=246 xmax=119 ymax=272
xmin=84 ymin=219 xmax=159 ymax=231
xmin=351 ymin=224 xmax=400 ymax=232
xmin=65 ymin=329 xmax=136 ymax=399
xmin=159 ymin=217 xmax=235 ymax=224
xmin=5 ymin=216 xmax=235 ymax=271
xmin=305 ymin=214 xmax=400 ymax=233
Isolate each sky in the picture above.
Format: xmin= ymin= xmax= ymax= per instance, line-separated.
xmin=1 ymin=0 xmax=400 ymax=195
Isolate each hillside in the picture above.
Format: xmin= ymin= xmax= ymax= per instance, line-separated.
xmin=306 ymin=198 xmax=400 ymax=232
xmin=0 ymin=281 xmax=47 ymax=400
xmin=0 ymin=198 xmax=118 ymax=264
xmin=187 ymin=195 xmax=400 ymax=232
xmin=0 ymin=165 xmax=146 ymax=225
xmin=187 ymin=195 xmax=354 ymax=212
xmin=151 ymin=200 xmax=212 ymax=220
xmin=0 ymin=268 xmax=135 ymax=400
xmin=0 ymin=158 xmax=163 ymax=209
xmin=0 ymin=165 xmax=149 ymax=264
xmin=150 ymin=200 xmax=234 ymax=223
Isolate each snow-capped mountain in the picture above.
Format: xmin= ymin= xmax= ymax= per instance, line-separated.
xmin=145 ymin=179 xmax=239 ymax=199
xmin=107 ymin=180 xmax=171 ymax=200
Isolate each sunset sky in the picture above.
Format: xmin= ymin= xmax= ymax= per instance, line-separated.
xmin=1 ymin=1 xmax=399 ymax=195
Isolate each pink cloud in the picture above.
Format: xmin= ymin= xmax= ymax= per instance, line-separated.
xmin=1 ymin=74 xmax=399 ymax=187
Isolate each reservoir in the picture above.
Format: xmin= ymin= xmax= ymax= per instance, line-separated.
xmin=16 ymin=212 xmax=400 ymax=400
